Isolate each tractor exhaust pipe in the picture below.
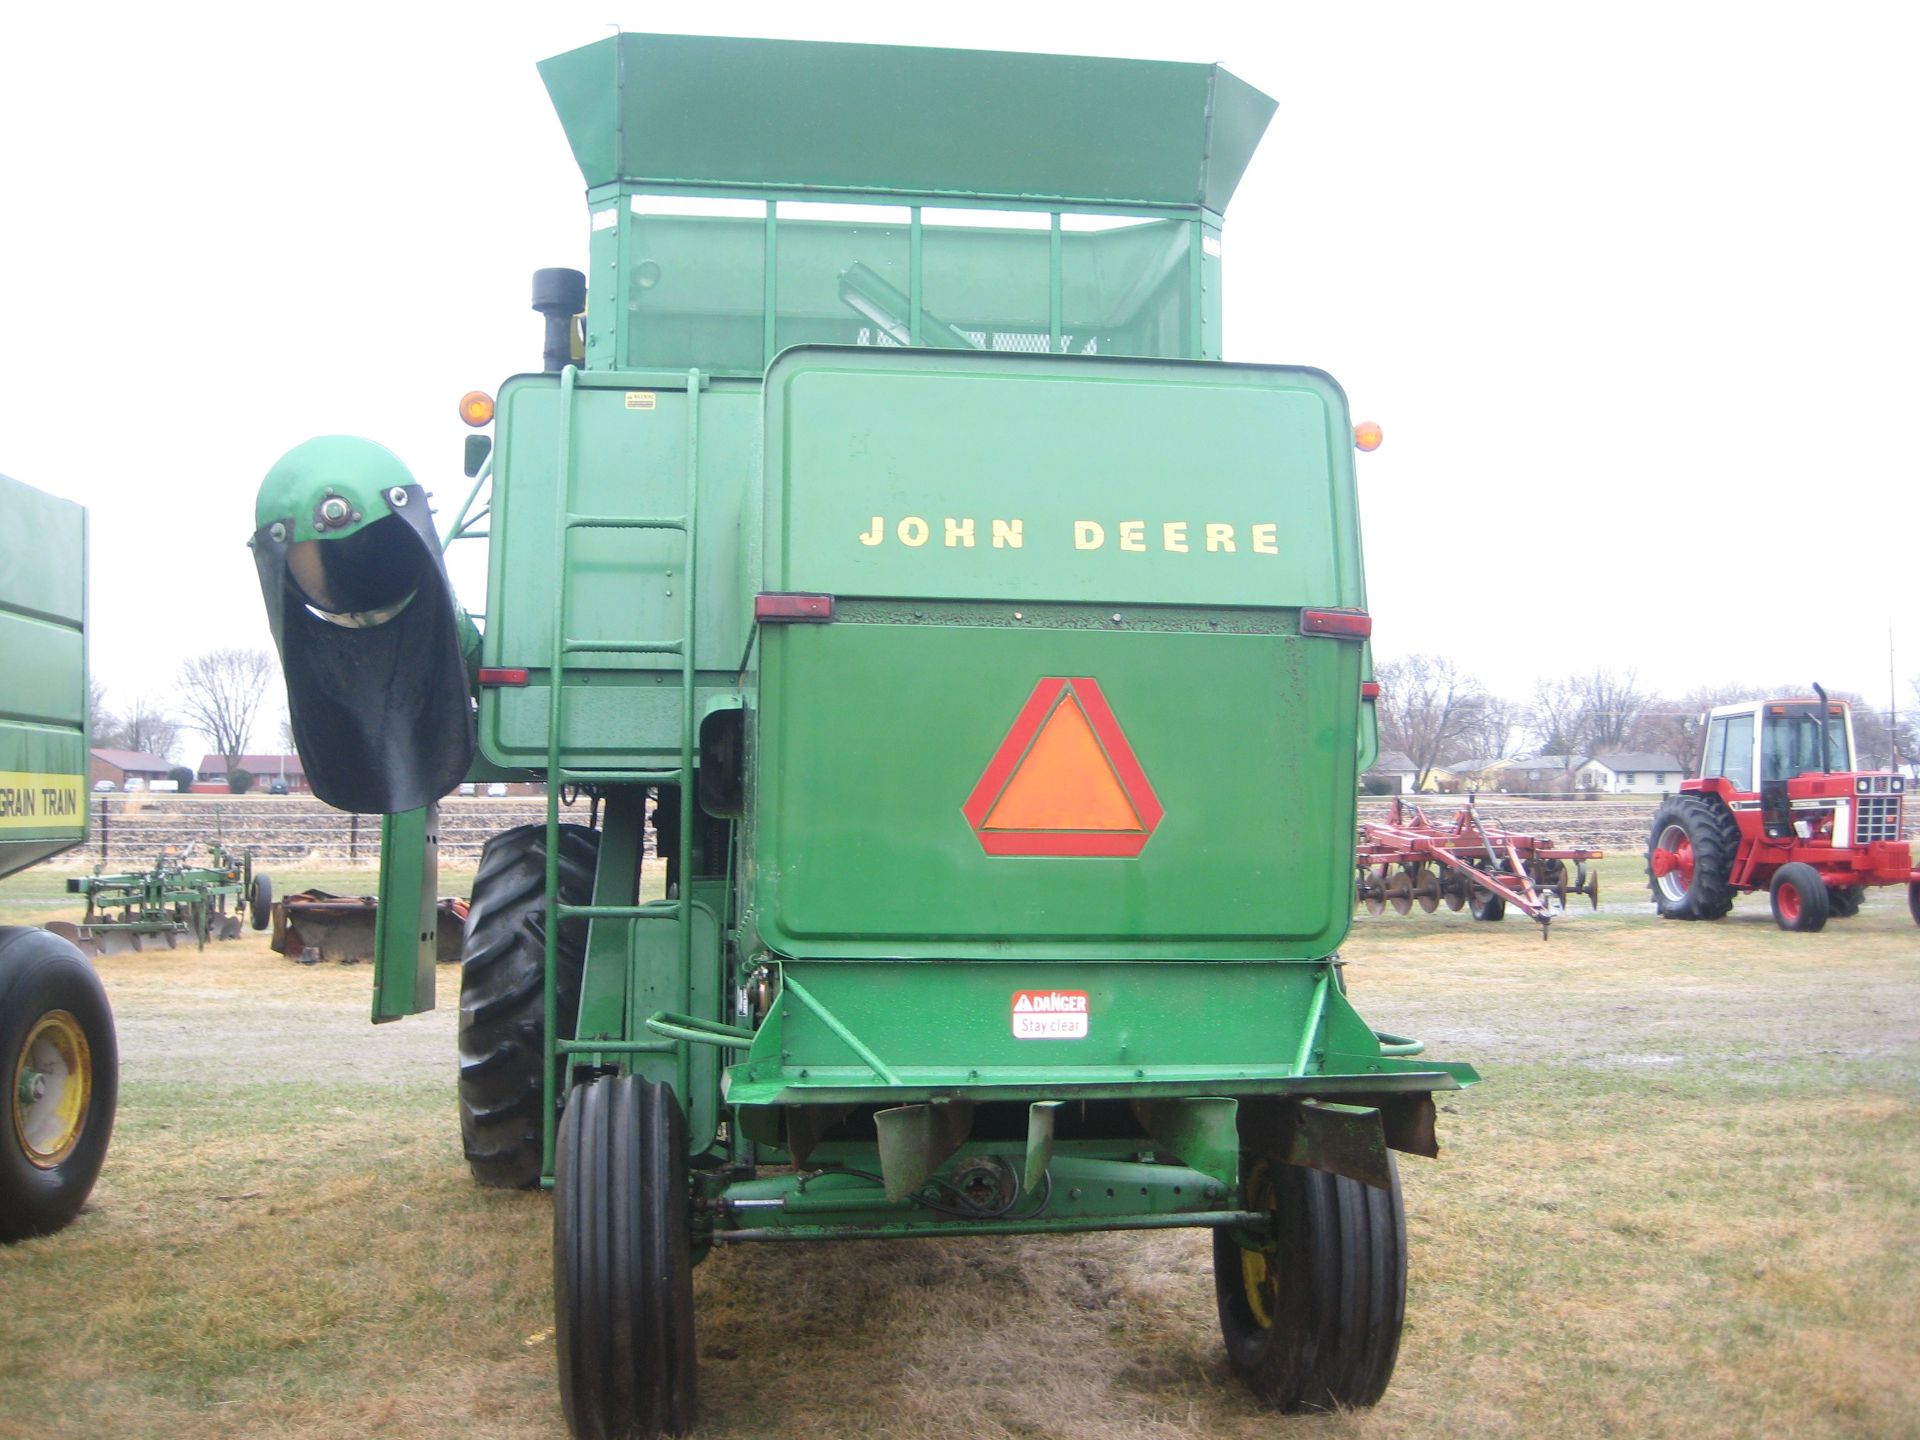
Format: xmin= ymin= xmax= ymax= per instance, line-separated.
xmin=1813 ymin=681 xmax=1832 ymax=773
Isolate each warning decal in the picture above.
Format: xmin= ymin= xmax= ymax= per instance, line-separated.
xmin=962 ymin=678 xmax=1162 ymax=857
xmin=1012 ymin=989 xmax=1090 ymax=1040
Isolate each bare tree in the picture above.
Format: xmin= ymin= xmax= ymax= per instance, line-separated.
xmin=1575 ymin=668 xmax=1650 ymax=752
xmin=88 ymin=680 xmax=121 ymax=747
xmin=177 ymin=649 xmax=277 ymax=775
xmin=1374 ymin=655 xmax=1488 ymax=790
xmin=1635 ymin=685 xmax=1754 ymax=776
xmin=116 ymin=696 xmax=180 ymax=760
xmin=1465 ymin=695 xmax=1521 ymax=761
xmin=1528 ymin=677 xmax=1584 ymax=757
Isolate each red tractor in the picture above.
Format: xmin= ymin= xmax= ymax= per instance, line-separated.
xmin=1648 ymin=687 xmax=1919 ymax=932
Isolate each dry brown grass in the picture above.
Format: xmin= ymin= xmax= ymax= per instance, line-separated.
xmin=1 ymin=867 xmax=1916 ymax=1439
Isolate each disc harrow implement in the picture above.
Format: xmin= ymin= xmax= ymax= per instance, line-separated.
xmin=1357 ymin=797 xmax=1602 ymax=937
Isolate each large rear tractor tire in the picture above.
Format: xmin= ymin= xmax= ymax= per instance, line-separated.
xmin=1770 ymin=863 xmax=1830 ymax=933
xmin=1 ymin=927 xmax=118 ymax=1243
xmin=556 ymin=1074 xmax=697 ymax=1439
xmin=458 ymin=823 xmax=599 ymax=1189
xmin=1909 ymin=879 xmax=1920 ymax=927
xmin=1825 ymin=885 xmax=1863 ymax=919
xmin=1214 ymin=1154 xmax=1406 ymax=1412
xmin=1647 ymin=795 xmax=1740 ymax=920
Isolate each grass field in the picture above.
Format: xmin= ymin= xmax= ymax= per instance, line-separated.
xmin=1 ymin=857 xmax=1916 ymax=1439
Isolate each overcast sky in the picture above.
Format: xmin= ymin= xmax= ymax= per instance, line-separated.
xmin=3 ymin=2 xmax=1914 ymax=758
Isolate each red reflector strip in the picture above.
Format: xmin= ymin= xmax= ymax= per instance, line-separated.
xmin=1361 ymin=681 xmax=1381 ymax=700
xmin=477 ymin=667 xmax=529 ymax=686
xmin=1301 ymin=609 xmax=1373 ymax=639
xmin=755 ymin=592 xmax=835 ymax=622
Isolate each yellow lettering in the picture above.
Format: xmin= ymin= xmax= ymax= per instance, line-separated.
xmin=944 ymin=517 xmax=975 ymax=548
xmin=1162 ymin=521 xmax=1189 ymax=553
xmin=858 ymin=516 xmax=884 ymax=546
xmin=1074 ymin=521 xmax=1105 ymax=550
xmin=991 ymin=518 xmax=1023 ymax=549
xmin=1251 ymin=523 xmax=1279 ymax=554
xmin=1118 ymin=522 xmax=1146 ymax=552
xmin=898 ymin=516 xmax=929 ymax=547
xmin=1205 ymin=523 xmax=1236 ymax=553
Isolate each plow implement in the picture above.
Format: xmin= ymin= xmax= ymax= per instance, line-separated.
xmin=47 ymin=844 xmax=271 ymax=955
xmin=1357 ymin=797 xmax=1602 ymax=937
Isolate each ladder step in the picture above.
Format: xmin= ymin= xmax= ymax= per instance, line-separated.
xmin=559 ymin=902 xmax=684 ymax=921
xmin=565 ymin=513 xmax=687 ymax=532
xmin=558 ymin=767 xmax=684 ymax=785
xmin=561 ymin=638 xmax=684 ymax=656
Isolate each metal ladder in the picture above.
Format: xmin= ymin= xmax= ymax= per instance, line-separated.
xmin=540 ymin=365 xmax=702 ymax=1177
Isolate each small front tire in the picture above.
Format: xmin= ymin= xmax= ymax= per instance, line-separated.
xmin=555 ymin=1074 xmax=697 ymax=1439
xmin=1214 ymin=1155 xmax=1406 ymax=1412
xmin=1770 ymin=863 xmax=1830 ymax=933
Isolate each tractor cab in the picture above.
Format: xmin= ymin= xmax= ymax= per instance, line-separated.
xmin=1689 ymin=695 xmax=1901 ymax=846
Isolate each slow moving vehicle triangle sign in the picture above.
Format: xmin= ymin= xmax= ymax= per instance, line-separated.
xmin=962 ymin=677 xmax=1163 ymax=856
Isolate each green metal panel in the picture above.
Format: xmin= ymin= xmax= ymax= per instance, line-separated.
xmin=477 ymin=371 xmax=757 ymax=771
xmin=0 ymin=475 xmax=87 ymax=878
xmin=751 ymin=620 xmax=1360 ymax=959
xmin=763 ymin=349 xmax=1362 ymax=608
xmin=725 ymin=959 xmax=1475 ymax=1107
xmin=371 ymin=806 xmax=439 ymax=1022
xmin=539 ymin=35 xmax=1276 ymax=211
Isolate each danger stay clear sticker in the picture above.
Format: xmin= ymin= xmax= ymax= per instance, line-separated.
xmin=1011 ymin=989 xmax=1090 ymax=1040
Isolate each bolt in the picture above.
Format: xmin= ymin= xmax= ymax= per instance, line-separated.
xmin=17 ymin=1069 xmax=45 ymax=1106
xmin=318 ymin=496 xmax=351 ymax=526
xmin=387 ymin=487 xmax=408 ymax=507
xmin=1013 ymin=611 xmax=1023 ymax=620
xmin=1111 ymin=613 xmax=1123 ymax=623
xmin=268 ymin=522 xmax=287 ymax=544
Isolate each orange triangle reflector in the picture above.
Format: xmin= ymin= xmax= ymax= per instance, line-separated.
xmin=963 ymin=678 xmax=1163 ymax=857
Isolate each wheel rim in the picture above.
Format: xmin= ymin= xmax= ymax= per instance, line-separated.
xmin=1652 ymin=824 xmax=1695 ymax=902
xmin=1234 ymin=1160 xmax=1278 ymax=1330
xmin=1778 ymin=881 xmax=1802 ymax=922
xmin=12 ymin=1010 xmax=91 ymax=1168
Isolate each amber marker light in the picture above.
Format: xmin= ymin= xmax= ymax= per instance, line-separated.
xmin=459 ymin=391 xmax=496 ymax=427
xmin=1354 ymin=420 xmax=1384 ymax=452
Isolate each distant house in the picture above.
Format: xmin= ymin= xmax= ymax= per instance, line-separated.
xmin=1588 ymin=752 xmax=1686 ymax=795
xmin=195 ymin=753 xmax=307 ymax=793
xmin=1362 ymin=750 xmax=1420 ymax=794
xmin=90 ymin=749 xmax=175 ymax=790
xmin=1491 ymin=756 xmax=1602 ymax=795
xmin=1437 ymin=756 xmax=1516 ymax=793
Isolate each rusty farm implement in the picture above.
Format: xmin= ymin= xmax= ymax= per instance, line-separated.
xmin=1357 ymin=797 xmax=1602 ymax=936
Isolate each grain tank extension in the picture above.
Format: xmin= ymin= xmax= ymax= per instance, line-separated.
xmin=252 ymin=35 xmax=1479 ymax=1436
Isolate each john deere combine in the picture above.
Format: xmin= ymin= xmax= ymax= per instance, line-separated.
xmin=0 ymin=474 xmax=118 ymax=1243
xmin=253 ymin=35 xmax=1478 ymax=1436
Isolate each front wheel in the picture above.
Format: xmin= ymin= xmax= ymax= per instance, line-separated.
xmin=0 ymin=927 xmax=119 ymax=1242
xmin=555 ymin=1074 xmax=697 ymax=1439
xmin=249 ymin=873 xmax=273 ymax=931
xmin=1214 ymin=1155 xmax=1406 ymax=1412
xmin=1770 ymin=863 xmax=1830 ymax=933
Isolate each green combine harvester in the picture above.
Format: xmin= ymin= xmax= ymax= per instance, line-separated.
xmin=0 ymin=474 xmax=118 ymax=1244
xmin=253 ymin=35 xmax=1479 ymax=1436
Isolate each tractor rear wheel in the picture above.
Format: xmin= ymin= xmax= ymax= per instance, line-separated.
xmin=1825 ymin=885 xmax=1863 ymax=919
xmin=0 ymin=926 xmax=118 ymax=1243
xmin=458 ymin=823 xmax=599 ymax=1189
xmin=1214 ymin=1154 xmax=1406 ymax=1412
xmin=1770 ymin=863 xmax=1830 ymax=932
xmin=555 ymin=1074 xmax=697 ymax=1439
xmin=1647 ymin=795 xmax=1740 ymax=920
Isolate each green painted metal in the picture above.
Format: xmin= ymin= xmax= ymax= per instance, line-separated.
xmin=1134 ymin=1098 xmax=1242 ymax=1190
xmin=371 ymin=806 xmax=439 ymax=1022
xmin=0 ymin=474 xmax=88 ymax=880
xmin=254 ymin=436 xmax=407 ymax=543
xmin=58 ymin=844 xmax=256 ymax=951
xmin=539 ymin=35 xmax=1274 ymax=210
